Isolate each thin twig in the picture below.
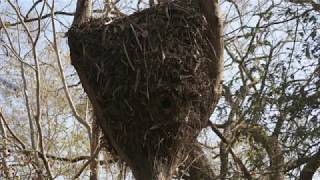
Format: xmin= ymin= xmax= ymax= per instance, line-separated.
xmin=47 ymin=0 xmax=92 ymax=140
xmin=208 ymin=121 xmax=252 ymax=180
xmin=0 ymin=111 xmax=26 ymax=150
xmin=130 ymin=24 xmax=143 ymax=51
xmin=7 ymin=1 xmax=53 ymax=178
xmin=0 ymin=11 xmax=74 ymax=30
xmin=122 ymin=42 xmax=135 ymax=71
xmin=0 ymin=110 xmax=10 ymax=178
xmin=73 ymin=145 xmax=102 ymax=179
xmin=0 ymin=19 xmax=36 ymax=71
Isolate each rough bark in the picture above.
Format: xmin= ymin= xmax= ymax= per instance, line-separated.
xmin=90 ymin=119 xmax=100 ymax=180
xmin=199 ymin=0 xmax=224 ymax=92
xmin=73 ymin=0 xmax=92 ymax=26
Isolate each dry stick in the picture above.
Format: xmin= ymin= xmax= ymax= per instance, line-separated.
xmin=7 ymin=1 xmax=53 ymax=179
xmin=0 ymin=6 xmax=128 ymax=30
xmin=39 ymin=151 xmax=114 ymax=164
xmin=130 ymin=24 xmax=143 ymax=52
xmin=20 ymin=60 xmax=37 ymax=150
xmin=104 ymin=0 xmax=124 ymax=17
xmin=1 ymin=12 xmax=41 ymax=174
xmin=15 ymin=22 xmax=38 ymax=152
xmin=73 ymin=145 xmax=102 ymax=179
xmin=0 ymin=112 xmax=43 ymax=177
xmin=0 ymin=143 xmax=113 ymax=165
xmin=0 ymin=20 xmax=36 ymax=148
xmin=25 ymin=0 xmax=43 ymax=19
xmin=47 ymin=0 xmax=92 ymax=140
xmin=0 ymin=19 xmax=36 ymax=71
xmin=0 ymin=11 xmax=74 ymax=29
xmin=20 ymin=149 xmax=114 ymax=164
xmin=0 ymin=112 xmax=41 ymax=173
xmin=0 ymin=112 xmax=26 ymax=150
xmin=0 ymin=111 xmax=10 ymax=178
xmin=0 ymin=44 xmax=36 ymax=71
xmin=122 ymin=42 xmax=136 ymax=71
xmin=208 ymin=121 xmax=252 ymax=180
xmin=288 ymin=0 xmax=320 ymax=12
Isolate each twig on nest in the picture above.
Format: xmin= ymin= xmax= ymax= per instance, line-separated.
xmin=122 ymin=42 xmax=136 ymax=71
xmin=130 ymin=24 xmax=143 ymax=51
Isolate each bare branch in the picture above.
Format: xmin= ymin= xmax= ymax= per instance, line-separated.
xmin=242 ymin=124 xmax=285 ymax=180
xmin=288 ymin=0 xmax=320 ymax=11
xmin=299 ymin=150 xmax=320 ymax=180
xmin=0 ymin=110 xmax=10 ymax=178
xmin=25 ymin=0 xmax=43 ymax=19
xmin=73 ymin=145 xmax=102 ymax=179
xmin=208 ymin=121 xmax=252 ymax=179
xmin=0 ymin=111 xmax=26 ymax=150
xmin=47 ymin=0 xmax=92 ymax=139
xmin=7 ymin=1 xmax=53 ymax=178
xmin=0 ymin=11 xmax=74 ymax=30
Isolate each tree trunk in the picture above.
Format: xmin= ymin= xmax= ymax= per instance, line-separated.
xmin=72 ymin=0 xmax=92 ymax=26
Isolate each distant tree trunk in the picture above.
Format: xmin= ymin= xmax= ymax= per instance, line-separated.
xmin=90 ymin=118 xmax=100 ymax=180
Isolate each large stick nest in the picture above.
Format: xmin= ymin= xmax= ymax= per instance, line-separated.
xmin=68 ymin=0 xmax=221 ymax=177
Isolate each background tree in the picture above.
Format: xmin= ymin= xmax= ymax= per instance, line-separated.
xmin=0 ymin=0 xmax=319 ymax=179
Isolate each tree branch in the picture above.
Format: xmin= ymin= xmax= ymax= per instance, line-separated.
xmin=47 ymin=0 xmax=92 ymax=140
xmin=0 ymin=111 xmax=26 ymax=150
xmin=208 ymin=121 xmax=252 ymax=179
xmin=288 ymin=0 xmax=320 ymax=12
xmin=299 ymin=149 xmax=320 ymax=180
xmin=242 ymin=124 xmax=284 ymax=180
xmin=73 ymin=145 xmax=102 ymax=179
xmin=7 ymin=1 xmax=53 ymax=178
xmin=0 ymin=11 xmax=74 ymax=30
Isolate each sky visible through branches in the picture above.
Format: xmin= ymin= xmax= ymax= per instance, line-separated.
xmin=0 ymin=0 xmax=319 ymax=179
